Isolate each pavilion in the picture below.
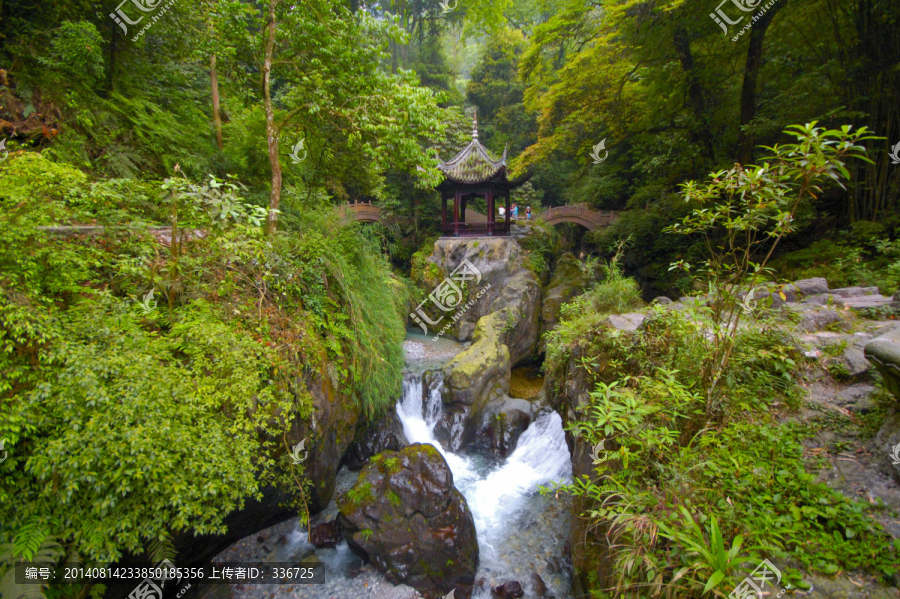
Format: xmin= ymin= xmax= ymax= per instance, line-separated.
xmin=437 ymin=115 xmax=524 ymax=237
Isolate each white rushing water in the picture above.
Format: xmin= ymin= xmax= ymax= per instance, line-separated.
xmin=396 ymin=372 xmax=573 ymax=596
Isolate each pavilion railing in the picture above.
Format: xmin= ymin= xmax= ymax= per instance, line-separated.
xmin=441 ymin=221 xmax=511 ymax=237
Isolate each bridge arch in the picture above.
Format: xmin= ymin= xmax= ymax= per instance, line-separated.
xmin=337 ymin=201 xmax=383 ymax=223
xmin=535 ymin=206 xmax=620 ymax=231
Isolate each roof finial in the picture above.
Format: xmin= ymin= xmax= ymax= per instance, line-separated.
xmin=472 ymin=109 xmax=478 ymax=140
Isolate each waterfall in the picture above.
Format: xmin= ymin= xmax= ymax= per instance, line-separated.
xmin=394 ymin=372 xmax=573 ymax=573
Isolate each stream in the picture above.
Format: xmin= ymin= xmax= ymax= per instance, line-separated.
xmin=217 ymin=331 xmax=574 ymax=599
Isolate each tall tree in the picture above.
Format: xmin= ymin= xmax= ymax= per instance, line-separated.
xmin=736 ymin=0 xmax=788 ymax=165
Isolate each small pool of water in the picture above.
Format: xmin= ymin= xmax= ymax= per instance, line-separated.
xmin=509 ymin=364 xmax=544 ymax=400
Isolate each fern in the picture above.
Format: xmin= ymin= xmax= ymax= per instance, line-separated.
xmin=146 ymin=535 xmax=176 ymax=564
xmin=0 ymin=531 xmax=63 ymax=599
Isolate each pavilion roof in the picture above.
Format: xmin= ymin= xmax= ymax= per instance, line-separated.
xmin=437 ymin=116 xmax=508 ymax=184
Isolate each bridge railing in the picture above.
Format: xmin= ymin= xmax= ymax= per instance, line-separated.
xmin=537 ymin=206 xmax=621 ymax=227
xmin=338 ymin=201 xmax=381 ymax=221
xmin=441 ymin=221 xmax=511 ymax=237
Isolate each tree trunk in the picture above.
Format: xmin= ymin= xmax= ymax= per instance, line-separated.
xmin=673 ymin=27 xmax=715 ymax=163
xmin=211 ymin=54 xmax=224 ymax=150
xmin=736 ymin=1 xmax=787 ymax=165
xmin=106 ymin=18 xmax=118 ymax=96
xmin=263 ymin=0 xmax=282 ymax=234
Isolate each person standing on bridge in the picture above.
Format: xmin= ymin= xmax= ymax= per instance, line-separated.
xmin=512 ymin=204 xmax=518 ymax=220
xmin=526 ymin=206 xmax=532 ymax=220
xmin=499 ymin=205 xmax=505 ymax=218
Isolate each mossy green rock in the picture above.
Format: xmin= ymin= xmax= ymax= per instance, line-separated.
xmin=337 ymin=444 xmax=478 ymax=599
xmin=436 ymin=312 xmax=511 ymax=451
xmin=540 ymin=252 xmax=590 ymax=351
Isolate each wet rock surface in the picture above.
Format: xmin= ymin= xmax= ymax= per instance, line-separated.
xmin=490 ymin=580 xmax=524 ymax=598
xmin=337 ymin=444 xmax=479 ymax=599
xmin=215 ymin=468 xmax=426 ymax=599
xmin=438 ymin=312 xmax=511 ymax=452
xmin=308 ymin=520 xmax=342 ymax=548
xmin=344 ymin=409 xmax=409 ymax=471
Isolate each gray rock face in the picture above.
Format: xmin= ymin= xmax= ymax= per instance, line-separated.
xmin=344 ymin=408 xmax=409 ymax=471
xmin=423 ymin=238 xmax=540 ymax=366
xmin=605 ymin=313 xmax=646 ymax=332
xmin=832 ymin=294 xmax=894 ymax=310
xmin=801 ymin=293 xmax=829 ymax=306
xmin=831 ymin=286 xmax=880 ymax=298
xmin=539 ymin=253 xmax=590 ymax=351
xmin=781 ymin=283 xmax=799 ymax=303
xmin=842 ymin=346 xmax=872 ymax=377
xmin=794 ymin=277 xmax=829 ymax=296
xmin=834 ymin=384 xmax=877 ymax=414
xmin=831 ymin=286 xmax=865 ymax=298
xmin=875 ymin=410 xmax=900 ymax=479
xmin=865 ymin=325 xmax=900 ymax=400
xmin=796 ymin=307 xmax=843 ymax=333
xmin=293 ymin=374 xmax=363 ymax=512
xmin=337 ymin=444 xmax=479 ymax=599
xmin=473 ymin=397 xmax=538 ymax=457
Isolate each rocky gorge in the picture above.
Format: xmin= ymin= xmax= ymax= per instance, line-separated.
xmin=193 ymin=235 xmax=900 ymax=599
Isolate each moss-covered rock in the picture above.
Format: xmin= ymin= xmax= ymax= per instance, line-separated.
xmin=539 ymin=252 xmax=590 ymax=351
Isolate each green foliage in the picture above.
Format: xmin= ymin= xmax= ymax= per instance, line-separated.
xmin=347 ymin=483 xmax=374 ymax=506
xmin=544 ymin=249 xmax=643 ymax=375
xmin=0 ymin=155 xmax=406 ymax=570
xmin=557 ymin=373 xmax=896 ymax=596
xmin=771 ymin=236 xmax=900 ymax=295
xmin=39 ymin=21 xmax=105 ymax=87
xmin=666 ymin=123 xmax=873 ymax=415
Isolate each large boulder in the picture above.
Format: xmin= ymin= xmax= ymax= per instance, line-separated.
xmin=437 ymin=312 xmax=511 ymax=451
xmin=794 ymin=277 xmax=829 ymax=296
xmin=337 ymin=444 xmax=479 ymax=599
xmin=289 ymin=374 xmax=362 ymax=511
xmin=414 ymin=238 xmax=541 ymax=366
xmin=865 ymin=325 xmax=900 ymax=400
